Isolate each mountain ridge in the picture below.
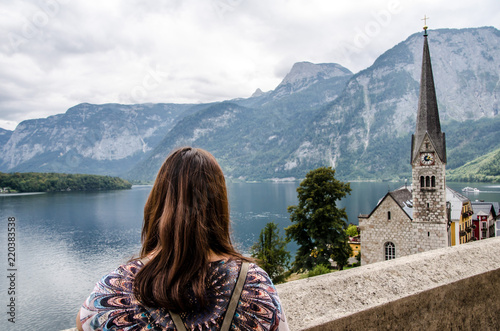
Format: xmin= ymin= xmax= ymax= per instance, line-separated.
xmin=1 ymin=27 xmax=499 ymax=182
xmin=270 ymin=27 xmax=500 ymax=181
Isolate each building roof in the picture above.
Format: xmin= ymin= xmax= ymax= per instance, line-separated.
xmin=446 ymin=187 xmax=470 ymax=221
xmin=411 ymin=32 xmax=446 ymax=164
xmin=360 ymin=187 xmax=413 ymax=220
xmin=359 ymin=186 xmax=477 ymax=223
xmin=388 ymin=187 xmax=413 ymax=218
xmin=447 ymin=187 xmax=469 ymax=203
xmin=471 ymin=201 xmax=499 ymax=219
xmin=471 ymin=201 xmax=500 ymax=216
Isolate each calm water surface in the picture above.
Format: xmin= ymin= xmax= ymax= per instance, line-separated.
xmin=0 ymin=181 xmax=498 ymax=330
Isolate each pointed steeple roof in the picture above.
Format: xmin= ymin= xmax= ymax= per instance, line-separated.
xmin=411 ymin=30 xmax=446 ymax=164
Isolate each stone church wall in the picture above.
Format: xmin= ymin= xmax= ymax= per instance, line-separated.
xmin=411 ymin=141 xmax=448 ymax=252
xmin=411 ymin=137 xmax=447 ymax=224
xmin=359 ymin=196 xmax=412 ymax=265
xmin=410 ymin=221 xmax=448 ymax=254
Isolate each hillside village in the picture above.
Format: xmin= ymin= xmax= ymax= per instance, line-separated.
xmin=356 ymin=27 xmax=499 ymax=265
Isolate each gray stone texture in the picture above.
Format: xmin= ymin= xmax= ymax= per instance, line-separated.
xmin=277 ymin=237 xmax=500 ymax=330
xmin=359 ymin=192 xmax=413 ymax=265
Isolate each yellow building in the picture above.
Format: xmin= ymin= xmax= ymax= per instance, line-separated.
xmin=447 ymin=187 xmax=473 ymax=246
xmin=459 ymin=202 xmax=474 ymax=244
xmin=349 ymin=236 xmax=360 ymax=257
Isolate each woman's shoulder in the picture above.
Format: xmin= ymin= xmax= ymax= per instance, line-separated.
xmin=100 ymin=259 xmax=273 ymax=293
xmin=211 ymin=259 xmax=273 ymax=284
xmin=208 ymin=259 xmax=279 ymax=306
xmin=231 ymin=261 xmax=284 ymax=330
xmin=97 ymin=259 xmax=144 ymax=285
xmin=243 ymin=262 xmax=279 ymax=298
xmin=246 ymin=261 xmax=272 ymax=279
xmin=79 ymin=259 xmax=152 ymax=330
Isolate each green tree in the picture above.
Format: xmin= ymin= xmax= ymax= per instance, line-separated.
xmin=286 ymin=167 xmax=351 ymax=272
xmin=345 ymin=224 xmax=359 ymax=237
xmin=0 ymin=172 xmax=132 ymax=193
xmin=250 ymin=222 xmax=291 ymax=284
xmin=355 ymin=250 xmax=361 ymax=266
xmin=332 ymin=235 xmax=352 ymax=270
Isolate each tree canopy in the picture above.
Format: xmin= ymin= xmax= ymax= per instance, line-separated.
xmin=346 ymin=224 xmax=359 ymax=237
xmin=0 ymin=172 xmax=132 ymax=193
xmin=285 ymin=167 xmax=351 ymax=272
xmin=250 ymin=222 xmax=290 ymax=284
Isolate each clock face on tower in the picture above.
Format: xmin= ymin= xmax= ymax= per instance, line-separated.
xmin=420 ymin=152 xmax=435 ymax=165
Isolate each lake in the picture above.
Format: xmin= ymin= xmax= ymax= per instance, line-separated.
xmin=0 ymin=181 xmax=499 ymax=330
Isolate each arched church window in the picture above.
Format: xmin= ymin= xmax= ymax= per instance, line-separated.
xmin=426 ymin=176 xmax=430 ymax=187
xmin=431 ymin=176 xmax=436 ymax=187
xmin=420 ymin=176 xmax=425 ymax=188
xmin=384 ymin=242 xmax=395 ymax=260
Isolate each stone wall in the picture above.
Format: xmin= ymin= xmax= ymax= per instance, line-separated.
xmin=277 ymin=237 xmax=500 ymax=330
xmin=358 ymin=194 xmax=412 ymax=265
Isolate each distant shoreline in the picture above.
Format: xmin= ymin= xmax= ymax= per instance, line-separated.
xmin=0 ymin=172 xmax=132 ymax=193
xmin=0 ymin=192 xmax=46 ymax=197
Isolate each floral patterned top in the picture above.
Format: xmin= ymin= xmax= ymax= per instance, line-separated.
xmin=80 ymin=259 xmax=287 ymax=330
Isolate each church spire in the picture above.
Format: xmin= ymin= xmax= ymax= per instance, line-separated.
xmin=411 ymin=25 xmax=446 ymax=164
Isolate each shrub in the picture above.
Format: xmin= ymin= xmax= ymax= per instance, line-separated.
xmin=307 ymin=264 xmax=331 ymax=278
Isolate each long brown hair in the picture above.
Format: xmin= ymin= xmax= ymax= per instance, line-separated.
xmin=134 ymin=147 xmax=246 ymax=312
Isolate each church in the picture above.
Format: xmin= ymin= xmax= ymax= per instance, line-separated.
xmin=358 ymin=25 xmax=469 ymax=265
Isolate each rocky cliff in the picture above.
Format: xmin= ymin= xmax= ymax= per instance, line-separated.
xmin=0 ymin=103 xmax=197 ymax=175
xmin=1 ymin=27 xmax=499 ymax=181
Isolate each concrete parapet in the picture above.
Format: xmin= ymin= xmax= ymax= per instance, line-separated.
xmin=277 ymin=237 xmax=500 ymax=330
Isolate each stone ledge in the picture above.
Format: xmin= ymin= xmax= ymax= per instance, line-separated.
xmin=276 ymin=237 xmax=500 ymax=330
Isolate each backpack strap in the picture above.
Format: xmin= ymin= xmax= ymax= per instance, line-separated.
xmin=169 ymin=311 xmax=187 ymax=331
xmin=221 ymin=261 xmax=249 ymax=331
xmin=168 ymin=261 xmax=250 ymax=331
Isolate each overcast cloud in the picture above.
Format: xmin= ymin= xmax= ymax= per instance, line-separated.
xmin=0 ymin=0 xmax=499 ymax=130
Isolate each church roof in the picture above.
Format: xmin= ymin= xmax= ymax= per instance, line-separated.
xmin=360 ymin=186 xmax=413 ymax=220
xmin=388 ymin=187 xmax=413 ymax=211
xmin=361 ymin=185 xmax=476 ymax=222
xmin=389 ymin=187 xmax=413 ymax=219
xmin=411 ymin=32 xmax=446 ymax=164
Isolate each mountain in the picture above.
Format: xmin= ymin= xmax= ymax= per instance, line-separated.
xmin=129 ymin=27 xmax=500 ymax=182
xmin=270 ymin=62 xmax=353 ymax=100
xmin=272 ymin=27 xmax=500 ymax=180
xmin=1 ymin=27 xmax=499 ymax=182
xmin=0 ymin=128 xmax=12 ymax=147
xmin=233 ymin=61 xmax=353 ymax=110
xmin=127 ymin=62 xmax=354 ymax=182
xmin=447 ymin=147 xmax=500 ymax=182
xmin=0 ymin=103 xmax=201 ymax=175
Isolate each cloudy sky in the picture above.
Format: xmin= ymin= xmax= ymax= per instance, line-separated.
xmin=1 ymin=0 xmax=499 ymax=130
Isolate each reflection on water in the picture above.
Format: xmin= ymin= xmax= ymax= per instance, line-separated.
xmin=0 ymin=181 xmax=498 ymax=330
xmin=1 ymin=187 xmax=147 ymax=330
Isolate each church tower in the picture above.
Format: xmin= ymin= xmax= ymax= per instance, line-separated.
xmin=359 ymin=23 xmax=451 ymax=265
xmin=410 ymin=25 xmax=448 ymax=251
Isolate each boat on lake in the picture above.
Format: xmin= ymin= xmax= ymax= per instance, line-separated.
xmin=462 ymin=187 xmax=480 ymax=193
